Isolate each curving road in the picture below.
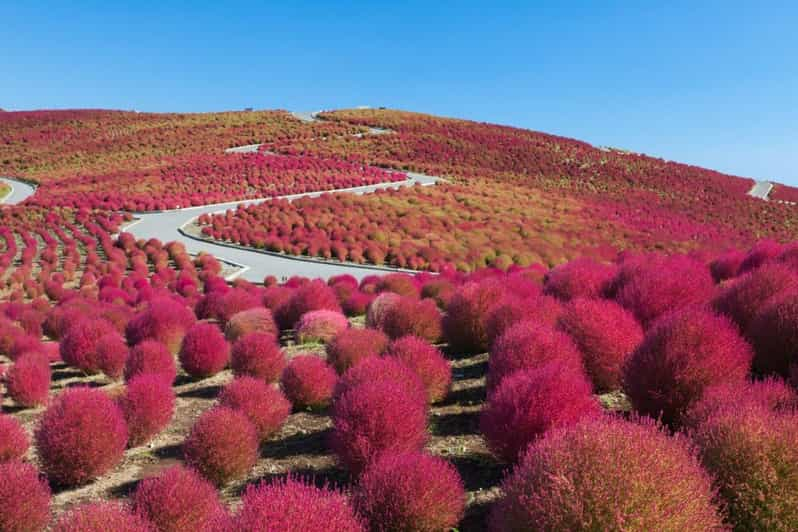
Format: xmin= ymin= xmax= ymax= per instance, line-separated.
xmin=748 ymin=180 xmax=773 ymax=200
xmin=0 ymin=177 xmax=37 ymax=204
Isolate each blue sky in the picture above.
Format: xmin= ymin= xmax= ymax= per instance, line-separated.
xmin=2 ymin=1 xmax=796 ymax=183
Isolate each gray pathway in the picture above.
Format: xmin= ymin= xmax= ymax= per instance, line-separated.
xmin=0 ymin=177 xmax=37 ymax=204
xmin=748 ymin=180 xmax=773 ymax=200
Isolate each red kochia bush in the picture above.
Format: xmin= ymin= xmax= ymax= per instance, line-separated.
xmin=385 ymin=335 xmax=451 ymax=403
xmin=0 ymin=414 xmax=28 ymax=462
xmin=557 ymin=298 xmax=643 ymax=392
xmin=480 ymin=362 xmax=600 ymax=463
xmin=224 ymin=307 xmax=277 ymax=341
xmin=217 ymin=288 xmax=261 ymax=324
xmin=51 ymin=502 xmax=155 ymax=532
xmin=443 ymin=280 xmax=505 ymax=354
xmin=623 ymin=307 xmax=753 ymax=426
xmin=378 ymin=296 xmax=442 ymax=342
xmin=487 ymin=320 xmax=584 ymax=394
xmin=354 ymin=452 xmax=465 ymax=532
xmin=377 ymin=273 xmax=420 ymax=298
xmin=230 ymin=331 xmax=284 ymax=381
xmin=543 ymin=257 xmax=616 ymax=301
xmin=5 ymin=352 xmax=51 ymax=407
xmin=689 ymin=403 xmax=798 ymax=530
xmin=684 ymin=377 xmax=798 ymax=428
xmin=0 ymin=461 xmax=51 ymax=532
xmin=326 ymin=327 xmax=389 ymax=374
xmin=484 ymin=294 xmax=562 ymax=347
xmin=365 ymin=292 xmax=401 ymax=330
xmin=712 ymin=263 xmax=798 ymax=336
xmin=749 ymin=292 xmax=798 ymax=377
xmin=124 ymin=339 xmax=177 ymax=384
xmin=183 ymin=406 xmax=259 ymax=486
xmin=117 ymin=374 xmax=176 ymax=447
xmin=218 ymin=377 xmax=290 ymax=441
xmin=35 ymin=387 xmax=128 ymax=486
xmin=126 ymin=297 xmax=196 ymax=353
xmin=275 ymin=280 xmax=342 ymax=329
xmin=234 ymin=477 xmax=365 ymax=532
xmin=331 ymin=380 xmax=428 ymax=474
xmin=710 ymin=248 xmax=746 ymax=282
xmin=132 ymin=465 xmax=227 ymax=532
xmin=490 ymin=416 xmax=724 ymax=531
xmin=738 ymin=239 xmax=783 ymax=274
xmin=179 ymin=322 xmax=230 ymax=378
xmin=280 ymin=355 xmax=338 ymax=409
xmin=334 ymin=356 xmax=426 ymax=404
xmin=95 ymin=332 xmax=128 ymax=380
xmin=59 ymin=318 xmax=118 ymax=373
xmin=295 ymin=309 xmax=349 ymax=344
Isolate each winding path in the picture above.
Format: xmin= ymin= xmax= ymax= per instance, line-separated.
xmin=748 ymin=180 xmax=773 ymax=200
xmin=0 ymin=177 xmax=36 ymax=204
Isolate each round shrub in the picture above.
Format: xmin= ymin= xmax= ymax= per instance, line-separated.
xmin=295 ymin=309 xmax=349 ymax=344
xmin=234 ymin=477 xmax=364 ymax=532
xmin=52 ymin=502 xmax=155 ymax=532
xmin=334 ymin=356 xmax=426 ymax=404
xmin=481 ymin=362 xmax=600 ymax=463
xmin=95 ymin=332 xmax=128 ymax=380
xmin=377 ymin=273 xmax=420 ymax=298
xmin=354 ymin=452 xmax=465 ymax=532
xmin=712 ymin=263 xmax=798 ymax=336
xmin=9 ymin=333 xmax=44 ymax=362
xmin=331 ymin=380 xmax=428 ymax=474
xmin=623 ymin=307 xmax=754 ymax=426
xmin=385 ymin=335 xmax=451 ymax=403
xmin=749 ymin=292 xmax=798 ymax=377
xmin=124 ymin=339 xmax=177 ymax=384
xmin=342 ymin=291 xmax=374 ymax=316
xmin=365 ymin=292 xmax=401 ymax=330
xmin=224 ymin=307 xmax=277 ymax=342
xmin=132 ymin=465 xmax=227 ymax=532
xmin=126 ymin=297 xmax=196 ymax=353
xmin=230 ymin=331 xmax=284 ymax=382
xmin=0 ymin=461 xmax=51 ymax=532
xmin=684 ymin=377 xmax=798 ymax=428
xmin=59 ymin=318 xmax=118 ymax=373
xmin=543 ymin=257 xmax=616 ymax=301
xmin=280 ymin=354 xmax=338 ymax=409
xmin=218 ymin=376 xmax=290 ymax=441
xmin=710 ymin=248 xmax=746 ymax=282
xmin=490 ymin=416 xmax=724 ymax=531
xmin=0 ymin=414 xmax=28 ymax=462
xmin=557 ymin=298 xmax=644 ymax=391
xmin=690 ymin=404 xmax=798 ymax=530
xmin=261 ymin=285 xmax=293 ymax=311
xmin=183 ymin=406 xmax=259 ymax=486
xmin=275 ymin=280 xmax=342 ymax=330
xmin=420 ymin=278 xmax=457 ymax=309
xmin=378 ymin=296 xmax=442 ymax=342
xmin=179 ymin=322 xmax=230 ymax=378
xmin=326 ymin=328 xmax=389 ymax=374
xmin=484 ymin=294 xmax=562 ymax=347
xmin=35 ymin=386 xmax=128 ymax=486
xmin=217 ymin=288 xmax=261 ymax=324
xmin=614 ymin=254 xmax=715 ymax=326
xmin=117 ymin=374 xmax=175 ymax=447
xmin=487 ymin=320 xmax=584 ymax=394
xmin=5 ymin=352 xmax=51 ymax=407
xmin=738 ymin=239 xmax=783 ymax=274
xmin=443 ymin=280 xmax=505 ymax=354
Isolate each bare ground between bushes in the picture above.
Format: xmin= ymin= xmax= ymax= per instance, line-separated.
xmin=3 ymin=330 xmax=629 ymax=530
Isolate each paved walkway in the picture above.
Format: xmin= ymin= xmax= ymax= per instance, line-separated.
xmin=0 ymin=177 xmax=36 ymax=204
xmin=748 ymin=180 xmax=773 ymax=200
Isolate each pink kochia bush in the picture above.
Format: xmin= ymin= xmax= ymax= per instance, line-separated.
xmin=179 ymin=322 xmax=230 ymax=378
xmin=59 ymin=317 xmax=118 ymax=373
xmin=275 ymin=280 xmax=341 ymax=329
xmin=490 ymin=416 xmax=724 ymax=531
xmin=354 ymin=452 xmax=465 ymax=532
xmin=0 ymin=461 xmax=51 ymax=532
xmin=334 ymin=356 xmax=426 ymax=404
xmin=51 ymin=502 xmax=155 ymax=532
xmin=623 ymin=307 xmax=754 ymax=426
xmin=233 ymin=477 xmax=365 ymax=532
xmin=230 ymin=331 xmax=284 ymax=382
xmin=280 ymin=354 xmax=338 ymax=409
xmin=443 ymin=280 xmax=505 ymax=354
xmin=117 ymin=374 xmax=176 ymax=447
xmin=556 ymin=298 xmax=643 ymax=392
xmin=95 ymin=332 xmax=128 ymax=380
xmin=684 ymin=377 xmax=798 ymax=428
xmin=480 ymin=362 xmax=600 ymax=463
xmin=0 ymin=413 xmax=28 ymax=462
xmin=543 ymin=257 xmax=616 ymax=301
xmin=124 ymin=339 xmax=177 ymax=384
xmin=183 ymin=406 xmax=259 ymax=485
xmin=224 ymin=306 xmax=278 ymax=342
xmin=218 ymin=376 xmax=290 ymax=441
xmin=5 ymin=352 xmax=51 ymax=407
xmin=132 ymin=465 xmax=227 ymax=532
xmin=331 ymin=380 xmax=428 ymax=474
xmin=295 ymin=309 xmax=349 ymax=344
xmin=365 ymin=292 xmax=401 ymax=330
xmin=385 ymin=335 xmax=451 ymax=403
xmin=487 ymin=320 xmax=584 ymax=394
xmin=126 ymin=297 xmax=196 ymax=353
xmin=749 ymin=292 xmax=798 ymax=377
xmin=484 ymin=294 xmax=562 ymax=347
xmin=326 ymin=327 xmax=389 ymax=374
xmin=377 ymin=296 xmax=442 ymax=342
xmin=35 ymin=387 xmax=128 ymax=486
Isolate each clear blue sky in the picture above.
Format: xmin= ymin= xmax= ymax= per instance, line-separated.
xmin=2 ymin=1 xmax=797 ymax=183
